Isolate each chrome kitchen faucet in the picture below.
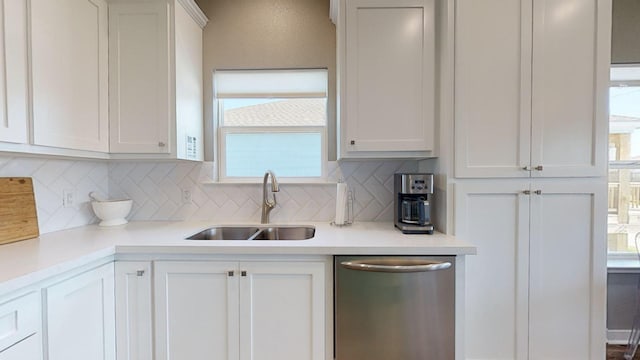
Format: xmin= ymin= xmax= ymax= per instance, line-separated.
xmin=261 ymin=170 xmax=279 ymax=224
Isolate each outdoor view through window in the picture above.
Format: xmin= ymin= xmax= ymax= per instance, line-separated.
xmin=215 ymin=69 xmax=328 ymax=180
xmin=609 ymin=65 xmax=640 ymax=255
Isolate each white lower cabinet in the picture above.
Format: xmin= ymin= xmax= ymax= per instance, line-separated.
xmin=455 ymin=180 xmax=606 ymax=360
xmin=44 ymin=263 xmax=115 ymax=360
xmin=0 ymin=335 xmax=41 ymax=360
xmin=115 ymin=261 xmax=153 ymax=360
xmin=0 ymin=291 xmax=41 ymax=360
xmin=154 ymin=260 xmax=326 ymax=360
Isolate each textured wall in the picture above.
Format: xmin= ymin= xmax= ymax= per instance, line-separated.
xmin=196 ymin=0 xmax=337 ymax=161
xmin=0 ymin=156 xmax=108 ymax=233
xmin=612 ymin=0 xmax=640 ymax=64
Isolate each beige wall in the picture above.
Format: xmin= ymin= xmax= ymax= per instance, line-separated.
xmin=195 ymin=0 xmax=337 ymax=161
xmin=612 ymin=0 xmax=640 ymax=64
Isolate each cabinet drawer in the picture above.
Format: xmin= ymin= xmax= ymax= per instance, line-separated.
xmin=0 ymin=292 xmax=39 ymax=352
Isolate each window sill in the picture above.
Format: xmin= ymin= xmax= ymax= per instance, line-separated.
xmin=608 ymin=255 xmax=640 ymax=273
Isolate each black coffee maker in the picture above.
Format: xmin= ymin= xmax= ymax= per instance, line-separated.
xmin=394 ymin=173 xmax=434 ymax=234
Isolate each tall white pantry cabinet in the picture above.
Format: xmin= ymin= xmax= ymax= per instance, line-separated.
xmin=452 ymin=0 xmax=610 ymax=359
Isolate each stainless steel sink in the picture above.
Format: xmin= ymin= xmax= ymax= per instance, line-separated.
xmin=185 ymin=226 xmax=315 ymax=241
xmin=186 ymin=226 xmax=260 ymax=240
xmin=249 ymin=226 xmax=315 ymax=240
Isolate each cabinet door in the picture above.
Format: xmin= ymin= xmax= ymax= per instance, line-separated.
xmin=109 ymin=2 xmax=171 ymax=154
xmin=154 ymin=261 xmax=239 ymax=360
xmin=0 ymin=0 xmax=28 ymax=144
xmin=0 ymin=335 xmax=41 ymax=360
xmin=239 ymin=261 xmax=325 ymax=360
xmin=528 ymin=181 xmax=606 ymax=359
xmin=30 ymin=0 xmax=109 ymax=152
xmin=454 ymin=181 xmax=530 ymax=359
xmin=45 ymin=263 xmax=115 ymax=360
xmin=342 ymin=0 xmax=435 ymax=156
xmin=115 ymin=261 xmax=153 ymax=360
xmin=530 ymin=0 xmax=610 ymax=177
xmin=454 ymin=0 xmax=532 ymax=178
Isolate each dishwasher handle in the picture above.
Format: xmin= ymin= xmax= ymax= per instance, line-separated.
xmin=340 ymin=259 xmax=452 ymax=273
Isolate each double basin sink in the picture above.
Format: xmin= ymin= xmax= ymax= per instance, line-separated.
xmin=186 ymin=225 xmax=315 ymax=241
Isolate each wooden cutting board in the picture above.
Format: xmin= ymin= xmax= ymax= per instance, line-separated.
xmin=0 ymin=177 xmax=39 ymax=245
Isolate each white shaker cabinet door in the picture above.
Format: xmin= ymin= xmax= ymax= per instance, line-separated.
xmin=0 ymin=0 xmax=28 ymax=144
xmin=530 ymin=0 xmax=610 ymax=178
xmin=108 ymin=2 xmax=171 ymax=154
xmin=528 ymin=181 xmax=606 ymax=359
xmin=454 ymin=0 xmax=532 ymax=178
xmin=454 ymin=181 xmax=531 ymax=360
xmin=44 ymin=263 xmax=115 ymax=360
xmin=239 ymin=261 xmax=325 ymax=360
xmin=30 ymin=0 xmax=109 ymax=152
xmin=340 ymin=0 xmax=435 ymax=157
xmin=115 ymin=261 xmax=153 ymax=360
xmin=154 ymin=261 xmax=239 ymax=360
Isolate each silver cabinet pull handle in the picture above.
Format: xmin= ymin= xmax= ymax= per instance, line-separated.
xmin=136 ymin=270 xmax=145 ymax=276
xmin=523 ymin=190 xmax=531 ymax=195
xmin=534 ymin=165 xmax=543 ymax=171
xmin=158 ymin=142 xmax=166 ymax=147
xmin=341 ymin=260 xmax=451 ymax=273
xmin=534 ymin=190 xmax=542 ymax=195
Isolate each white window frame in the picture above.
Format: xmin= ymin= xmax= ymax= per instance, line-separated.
xmin=214 ymin=69 xmax=329 ymax=183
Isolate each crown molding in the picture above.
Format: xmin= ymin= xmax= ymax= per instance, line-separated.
xmin=177 ymin=0 xmax=208 ymax=29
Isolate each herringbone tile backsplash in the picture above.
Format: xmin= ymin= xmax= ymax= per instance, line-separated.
xmin=0 ymin=155 xmax=417 ymax=233
xmin=0 ymin=156 xmax=107 ymax=233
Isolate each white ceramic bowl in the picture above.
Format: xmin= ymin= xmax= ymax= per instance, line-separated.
xmin=91 ymin=199 xmax=133 ymax=227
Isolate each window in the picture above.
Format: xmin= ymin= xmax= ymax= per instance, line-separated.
xmin=214 ymin=69 xmax=328 ymax=181
xmin=608 ymin=65 xmax=640 ymax=255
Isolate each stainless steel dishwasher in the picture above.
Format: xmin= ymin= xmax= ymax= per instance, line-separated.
xmin=334 ymin=256 xmax=455 ymax=360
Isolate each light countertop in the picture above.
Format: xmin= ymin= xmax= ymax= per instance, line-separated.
xmin=0 ymin=221 xmax=476 ymax=294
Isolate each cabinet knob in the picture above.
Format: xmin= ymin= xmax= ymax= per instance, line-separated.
xmin=522 ymin=166 xmax=532 ymax=171
xmin=136 ymin=270 xmax=145 ymax=276
xmin=534 ymin=190 xmax=542 ymax=195
xmin=534 ymin=165 xmax=543 ymax=171
xmin=241 ymin=270 xmax=247 ymax=277
xmin=350 ymin=140 xmax=355 ymax=145
xmin=228 ymin=270 xmax=234 ymax=277
xmin=522 ymin=190 xmax=531 ymax=195
xmin=158 ymin=141 xmax=166 ymax=147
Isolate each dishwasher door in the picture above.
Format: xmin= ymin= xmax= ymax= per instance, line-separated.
xmin=334 ymin=256 xmax=455 ymax=360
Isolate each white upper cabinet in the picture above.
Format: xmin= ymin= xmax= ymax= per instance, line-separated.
xmin=0 ymin=0 xmax=28 ymax=144
xmin=30 ymin=0 xmax=109 ymax=152
xmin=337 ymin=0 xmax=436 ymax=159
xmin=454 ymin=0 xmax=610 ymax=178
xmin=109 ymin=0 xmax=206 ymax=161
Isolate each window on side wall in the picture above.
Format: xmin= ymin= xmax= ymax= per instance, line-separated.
xmin=214 ymin=69 xmax=328 ymax=182
xmin=608 ymin=64 xmax=640 ymax=256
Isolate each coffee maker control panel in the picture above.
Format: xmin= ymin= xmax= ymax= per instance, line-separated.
xmin=399 ymin=174 xmax=433 ymax=194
